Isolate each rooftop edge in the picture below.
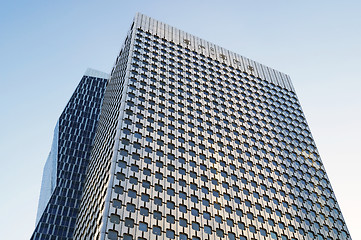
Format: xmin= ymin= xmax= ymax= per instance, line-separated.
xmin=85 ymin=68 xmax=110 ymax=79
xmin=134 ymin=13 xmax=295 ymax=92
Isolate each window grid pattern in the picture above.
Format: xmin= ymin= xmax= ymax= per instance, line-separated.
xmin=31 ymin=74 xmax=108 ymax=240
xmin=73 ymin=30 xmax=134 ymax=239
xmin=104 ymin=28 xmax=350 ymax=240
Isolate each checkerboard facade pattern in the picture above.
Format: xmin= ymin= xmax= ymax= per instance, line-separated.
xmin=73 ymin=13 xmax=351 ymax=240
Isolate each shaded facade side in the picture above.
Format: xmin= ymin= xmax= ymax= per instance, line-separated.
xmin=73 ymin=28 xmax=134 ymax=239
xmin=32 ymin=71 xmax=108 ymax=240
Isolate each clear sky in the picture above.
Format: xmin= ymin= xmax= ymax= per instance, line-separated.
xmin=0 ymin=1 xmax=360 ymax=239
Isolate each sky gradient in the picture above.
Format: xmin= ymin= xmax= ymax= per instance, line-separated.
xmin=0 ymin=1 xmax=360 ymax=239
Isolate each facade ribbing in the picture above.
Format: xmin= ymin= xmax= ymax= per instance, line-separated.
xmin=32 ymin=70 xmax=108 ymax=239
xmin=73 ymin=14 xmax=351 ymax=240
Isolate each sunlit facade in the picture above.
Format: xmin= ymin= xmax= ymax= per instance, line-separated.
xmin=72 ymin=14 xmax=350 ymax=240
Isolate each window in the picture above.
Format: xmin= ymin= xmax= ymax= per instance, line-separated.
xmin=125 ymin=218 xmax=134 ymax=228
xmin=180 ymin=234 xmax=188 ymax=240
xmin=179 ymin=218 xmax=187 ymax=227
xmin=110 ymin=214 xmax=120 ymax=224
xmin=215 ymin=215 xmax=222 ymax=223
xmin=142 ymin=180 xmax=150 ymax=189
xmin=192 ymin=222 xmax=200 ymax=231
xmin=108 ymin=230 xmax=118 ymax=240
xmin=123 ymin=234 xmax=134 ymax=240
xmin=278 ymin=222 xmax=285 ymax=229
xmin=203 ymin=211 xmax=211 ymax=220
xmin=140 ymin=207 xmax=148 ymax=216
xmin=202 ymin=198 xmax=210 ymax=207
xmin=216 ymin=229 xmax=224 ymax=238
xmin=204 ymin=225 xmax=212 ymax=234
xmin=129 ymin=176 xmax=138 ymax=185
xmin=113 ymin=199 xmax=122 ymax=209
xmin=167 ymin=201 xmax=175 ymax=209
xmin=166 ymin=230 xmax=175 ymax=239
xmin=114 ymin=185 xmax=123 ymax=194
xmin=179 ymin=204 xmax=187 ymax=213
xmin=249 ymin=225 xmax=256 ymax=233
xmin=153 ymin=226 xmax=161 ymax=236
xmin=191 ymin=195 xmax=198 ymax=203
xmin=154 ymin=197 xmax=162 ymax=206
xmin=228 ymin=232 xmax=236 ymax=240
xmin=153 ymin=211 xmax=162 ymax=220
xmin=167 ymin=214 xmax=175 ymax=224
xmin=191 ymin=208 xmax=199 ymax=216
xmin=139 ymin=222 xmax=148 ymax=232
xmin=126 ymin=203 xmax=135 ymax=212
xmin=226 ymin=218 xmax=234 ymax=227
xmin=260 ymin=228 xmax=267 ymax=236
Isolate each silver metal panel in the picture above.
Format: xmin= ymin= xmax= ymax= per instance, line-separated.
xmin=72 ymin=13 xmax=351 ymax=240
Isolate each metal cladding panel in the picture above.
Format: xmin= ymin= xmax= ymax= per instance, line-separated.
xmin=135 ymin=13 xmax=295 ymax=92
xmin=71 ymin=13 xmax=351 ymax=240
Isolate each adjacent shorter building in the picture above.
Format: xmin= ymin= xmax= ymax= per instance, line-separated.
xmin=33 ymin=13 xmax=351 ymax=240
xmin=31 ymin=69 xmax=108 ymax=239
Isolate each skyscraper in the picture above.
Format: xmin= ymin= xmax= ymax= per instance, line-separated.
xmin=32 ymin=69 xmax=109 ymax=239
xmin=34 ymin=13 xmax=351 ymax=240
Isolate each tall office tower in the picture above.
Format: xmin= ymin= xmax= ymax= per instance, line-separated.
xmin=73 ymin=13 xmax=351 ymax=240
xmin=32 ymin=69 xmax=109 ymax=240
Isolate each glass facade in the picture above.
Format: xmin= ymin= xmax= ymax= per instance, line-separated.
xmin=31 ymin=70 xmax=108 ymax=239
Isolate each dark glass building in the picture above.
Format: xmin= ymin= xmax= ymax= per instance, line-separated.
xmin=32 ymin=69 xmax=108 ymax=239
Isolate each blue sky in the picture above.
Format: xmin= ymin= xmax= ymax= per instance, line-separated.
xmin=0 ymin=1 xmax=360 ymax=239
